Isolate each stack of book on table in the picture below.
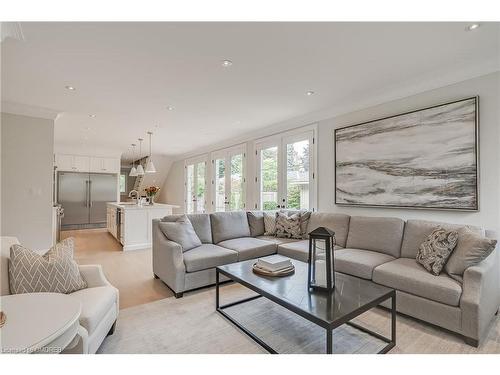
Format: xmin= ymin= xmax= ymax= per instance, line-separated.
xmin=253 ymin=256 xmax=295 ymax=276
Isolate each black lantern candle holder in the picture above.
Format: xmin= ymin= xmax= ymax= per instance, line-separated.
xmin=308 ymin=227 xmax=336 ymax=292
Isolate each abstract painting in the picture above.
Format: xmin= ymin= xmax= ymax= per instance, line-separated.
xmin=335 ymin=97 xmax=478 ymax=210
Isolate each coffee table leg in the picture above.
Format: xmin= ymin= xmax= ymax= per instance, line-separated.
xmin=216 ymin=268 xmax=220 ymax=309
xmin=326 ymin=328 xmax=332 ymax=354
xmin=391 ymin=291 xmax=396 ymax=345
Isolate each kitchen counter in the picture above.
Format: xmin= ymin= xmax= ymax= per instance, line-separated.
xmin=107 ymin=202 xmax=179 ymax=210
xmin=106 ymin=202 xmax=179 ymax=251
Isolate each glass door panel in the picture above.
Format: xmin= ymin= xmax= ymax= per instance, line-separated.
xmin=259 ymin=146 xmax=279 ymax=210
xmin=230 ymin=153 xmax=244 ymax=210
xmin=214 ymin=158 xmax=226 ymax=212
xmin=195 ymin=161 xmax=206 ymax=213
xmin=285 ymin=139 xmax=310 ymax=210
xmin=186 ymin=164 xmax=195 ymax=214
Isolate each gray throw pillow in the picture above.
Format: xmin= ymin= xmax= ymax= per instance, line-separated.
xmin=9 ymin=237 xmax=87 ymax=294
xmin=445 ymin=226 xmax=497 ymax=283
xmin=416 ymin=227 xmax=458 ymax=276
xmin=247 ymin=211 xmax=265 ymax=237
xmin=159 ymin=215 xmax=202 ymax=252
xmin=275 ymin=212 xmax=302 ymax=239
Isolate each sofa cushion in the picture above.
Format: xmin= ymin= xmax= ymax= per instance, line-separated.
xmin=306 ymin=213 xmax=350 ymax=247
xmin=210 ymin=212 xmax=251 ymax=244
xmin=159 ymin=216 xmax=202 ymax=252
xmin=256 ymin=235 xmax=300 ymax=245
xmin=183 ymin=244 xmax=238 ymax=272
xmin=346 ymin=216 xmax=405 ymax=257
xmin=277 ymin=240 xmax=343 ymax=263
xmin=161 ymin=214 xmax=213 ymax=244
xmin=373 ymin=258 xmax=462 ymax=306
xmin=70 ymin=286 xmax=117 ymax=335
xmin=335 ymin=248 xmax=395 ymax=280
xmin=218 ymin=238 xmax=276 ymax=261
xmin=247 ymin=211 xmax=265 ymax=237
xmin=401 ymin=219 xmax=485 ymax=259
xmin=445 ymin=226 xmax=497 ymax=283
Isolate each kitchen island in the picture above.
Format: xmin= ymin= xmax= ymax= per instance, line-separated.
xmin=106 ymin=202 xmax=179 ymax=251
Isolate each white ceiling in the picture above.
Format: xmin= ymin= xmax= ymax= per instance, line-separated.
xmin=2 ymin=22 xmax=499 ymax=159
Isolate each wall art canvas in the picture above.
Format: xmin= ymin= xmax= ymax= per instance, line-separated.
xmin=335 ymin=97 xmax=478 ymax=210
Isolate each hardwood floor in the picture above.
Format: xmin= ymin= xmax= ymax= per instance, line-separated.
xmin=61 ymin=228 xmax=174 ymax=309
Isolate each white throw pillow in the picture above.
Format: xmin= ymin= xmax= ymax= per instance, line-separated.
xmin=263 ymin=211 xmax=277 ymax=236
xmin=159 ymin=215 xmax=202 ymax=252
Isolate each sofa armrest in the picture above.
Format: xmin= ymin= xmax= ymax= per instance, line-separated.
xmin=152 ymin=219 xmax=186 ymax=293
xmin=78 ymin=264 xmax=111 ymax=288
xmin=460 ymin=248 xmax=500 ymax=342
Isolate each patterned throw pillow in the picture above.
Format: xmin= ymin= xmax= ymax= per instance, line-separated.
xmin=416 ymin=227 xmax=459 ymax=276
xmin=275 ymin=212 xmax=302 ymax=239
xmin=280 ymin=210 xmax=311 ymax=239
xmin=9 ymin=237 xmax=87 ymax=294
xmin=263 ymin=211 xmax=277 ymax=235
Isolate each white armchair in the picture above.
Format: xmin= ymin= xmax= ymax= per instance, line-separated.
xmin=1 ymin=236 xmax=119 ymax=354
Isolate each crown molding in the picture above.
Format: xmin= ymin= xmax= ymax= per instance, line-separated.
xmin=1 ymin=101 xmax=60 ymax=120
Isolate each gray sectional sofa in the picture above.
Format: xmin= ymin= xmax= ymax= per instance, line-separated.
xmin=152 ymin=211 xmax=500 ymax=346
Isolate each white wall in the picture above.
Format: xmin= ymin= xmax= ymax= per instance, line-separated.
xmin=1 ymin=112 xmax=55 ymax=249
xmin=162 ymin=72 xmax=500 ymax=230
xmin=317 ymin=72 xmax=499 ymax=231
xmin=135 ymin=155 xmax=173 ymax=200
xmin=159 ymin=160 xmax=184 ymax=213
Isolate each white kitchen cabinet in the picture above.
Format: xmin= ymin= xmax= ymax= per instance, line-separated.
xmin=90 ymin=157 xmax=120 ymax=174
xmin=106 ymin=203 xmax=178 ymax=251
xmin=56 ymin=154 xmax=120 ymax=174
xmin=56 ymin=154 xmax=90 ymax=172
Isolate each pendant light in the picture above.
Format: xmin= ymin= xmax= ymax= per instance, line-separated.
xmin=129 ymin=143 xmax=138 ymax=177
xmin=136 ymin=138 xmax=145 ymax=175
xmin=145 ymin=131 xmax=156 ymax=173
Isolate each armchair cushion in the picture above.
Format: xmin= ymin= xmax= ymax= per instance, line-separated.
xmin=69 ymin=285 xmax=118 ymax=335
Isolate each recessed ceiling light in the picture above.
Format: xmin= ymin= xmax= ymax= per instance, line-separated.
xmin=167 ymin=106 xmax=174 ymax=111
xmin=466 ymin=23 xmax=480 ymax=31
xmin=65 ymin=85 xmax=76 ymax=91
xmin=222 ymin=59 xmax=233 ymax=67
xmin=306 ymin=90 xmax=315 ymax=96
xmin=89 ymin=114 xmax=96 ymax=118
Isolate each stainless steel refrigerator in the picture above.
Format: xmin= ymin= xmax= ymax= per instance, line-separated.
xmin=58 ymin=172 xmax=117 ymax=229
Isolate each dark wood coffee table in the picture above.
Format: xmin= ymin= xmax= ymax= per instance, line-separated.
xmin=216 ymin=257 xmax=396 ymax=354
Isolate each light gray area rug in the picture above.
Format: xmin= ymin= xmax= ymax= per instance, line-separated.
xmin=99 ymin=283 xmax=500 ymax=354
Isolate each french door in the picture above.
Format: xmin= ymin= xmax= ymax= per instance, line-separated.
xmin=211 ymin=145 xmax=246 ymax=212
xmin=185 ymin=156 xmax=207 ymax=214
xmin=255 ymin=129 xmax=315 ymax=211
